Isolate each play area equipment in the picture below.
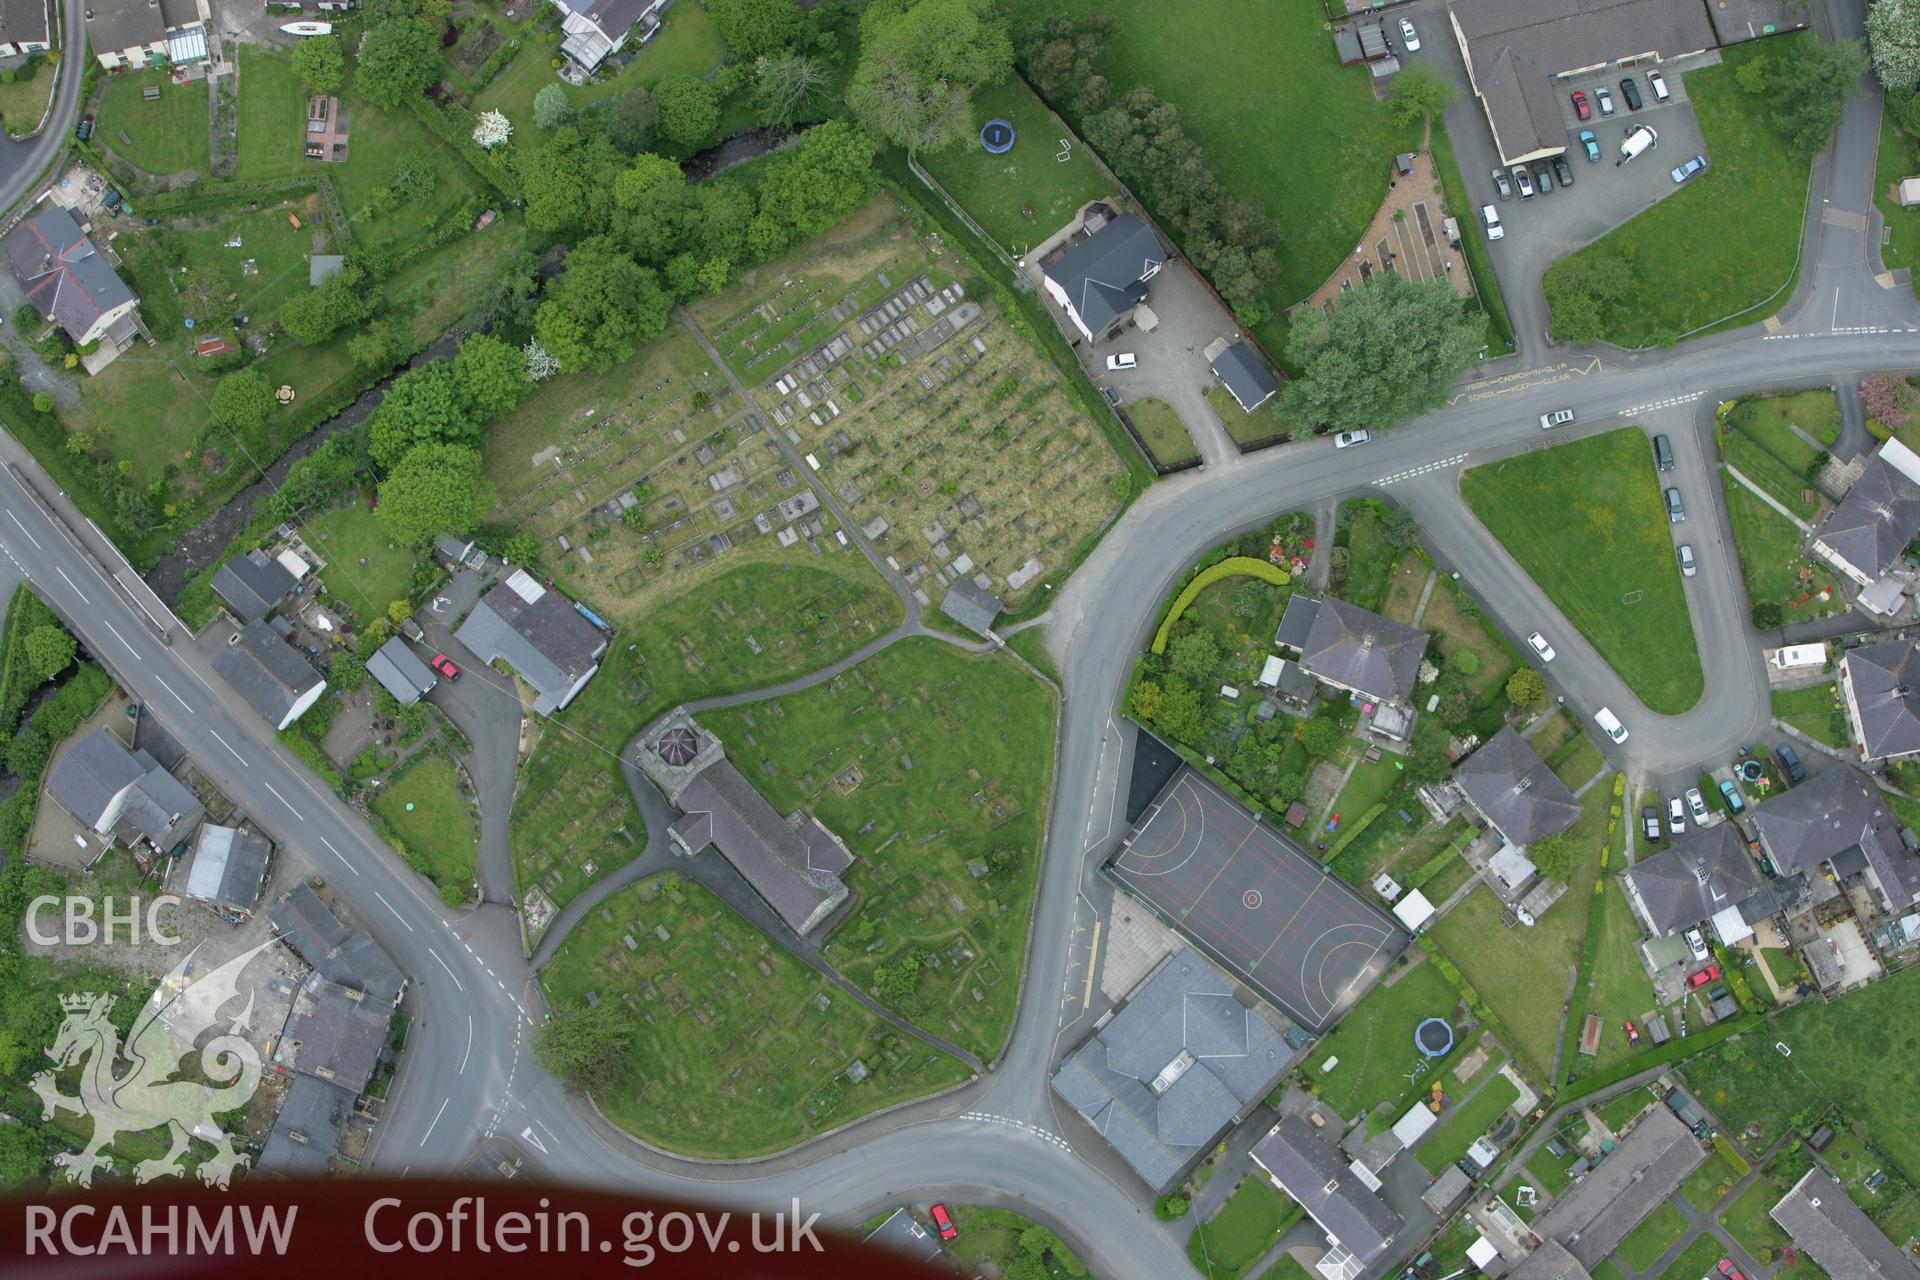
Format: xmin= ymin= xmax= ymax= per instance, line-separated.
xmin=980 ymin=118 xmax=1015 ymax=154
xmin=1415 ymin=1017 xmax=1454 ymax=1058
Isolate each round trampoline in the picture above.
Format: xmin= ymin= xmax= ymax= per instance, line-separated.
xmin=1415 ymin=1017 xmax=1455 ymax=1059
xmin=1738 ymin=759 xmax=1765 ymax=784
xmin=980 ymin=118 xmax=1016 ymax=154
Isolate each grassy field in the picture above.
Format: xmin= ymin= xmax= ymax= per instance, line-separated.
xmin=0 ymin=57 xmax=54 ymax=137
xmin=1723 ymin=477 xmax=1842 ymax=624
xmin=541 ymin=872 xmax=972 ymax=1156
xmin=1577 ymin=878 xmax=1664 ymax=1076
xmin=1461 ymin=429 xmax=1704 ymax=714
xmin=372 ymin=756 xmax=477 ymax=890
xmin=1420 ymin=1074 xmax=1520 ymax=1173
xmin=1310 ymin=955 xmax=1464 ymax=1122
xmin=306 ymin=498 xmax=415 ymax=622
xmin=1543 ymin=38 xmax=1812 ymax=345
xmin=1877 ymin=109 xmax=1920 ymax=284
xmin=1615 ymin=1200 xmax=1690 ymax=1272
xmin=1188 ymin=1176 xmax=1302 ymax=1280
xmin=947 ymin=1206 xmax=1089 ymax=1279
xmin=97 ymin=70 xmax=209 ymax=175
xmin=233 ymin=45 xmax=313 ymax=181
xmin=708 ymin=638 xmax=1056 ymax=1060
xmin=1007 ymin=0 xmax=1419 ymax=364
xmin=1770 ymin=682 xmax=1846 ymax=748
xmin=919 ymin=76 xmax=1112 ymax=255
xmin=1124 ymin=396 xmax=1199 ymax=468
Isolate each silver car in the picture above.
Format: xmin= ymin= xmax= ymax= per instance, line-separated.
xmin=1678 ymin=544 xmax=1696 ymax=577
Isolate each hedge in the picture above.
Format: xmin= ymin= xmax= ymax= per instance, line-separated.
xmin=1714 ymin=1132 xmax=1751 ymax=1178
xmin=1150 ymin=556 xmax=1292 ymax=653
xmin=0 ymin=585 xmax=61 ymax=746
xmin=1326 ymin=802 xmax=1389 ymax=867
xmin=1561 ymin=1013 xmax=1763 ymax=1102
xmin=0 ymin=661 xmax=114 ymax=855
xmin=1424 ymin=942 xmax=1531 ymax=1074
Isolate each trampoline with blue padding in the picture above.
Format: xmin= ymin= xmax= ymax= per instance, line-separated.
xmin=980 ymin=118 xmax=1015 ymax=154
xmin=1415 ymin=1017 xmax=1454 ymax=1058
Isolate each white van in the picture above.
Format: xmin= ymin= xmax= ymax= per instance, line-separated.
xmin=1619 ymin=124 xmax=1658 ymax=164
xmin=1594 ymin=706 xmax=1629 ymax=744
xmin=1481 ymin=204 xmax=1504 ymax=241
xmin=1770 ymin=643 xmax=1827 ymax=671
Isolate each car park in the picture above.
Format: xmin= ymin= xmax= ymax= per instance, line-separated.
xmin=1685 ymin=927 xmax=1710 ymax=961
xmin=1620 ymin=76 xmax=1642 ymax=110
xmin=1596 ymin=85 xmax=1615 ymax=115
xmin=1540 ymin=408 xmax=1574 ymax=430
xmin=1689 ymin=964 xmax=1723 ymax=989
xmin=431 ymin=653 xmax=460 ymax=680
xmin=1678 ymin=544 xmax=1696 ymax=577
xmin=1533 ymin=160 xmax=1554 ymax=194
xmin=1481 ymin=205 xmax=1505 ymax=241
xmin=1667 ymin=797 xmax=1687 ymax=835
xmin=1719 ymin=779 xmax=1746 ymax=814
xmin=1686 ymin=789 xmax=1710 ymax=825
xmin=1579 ymin=129 xmax=1600 ymax=162
xmin=1513 ymin=165 xmax=1536 ymax=199
xmin=1665 ymin=487 xmax=1686 ymax=522
xmin=930 ymin=1204 xmax=958 ymax=1241
xmin=1334 ymin=429 xmax=1371 ymax=449
xmin=1653 ymin=434 xmax=1675 ymax=470
xmin=1595 ymin=707 xmax=1629 ymax=744
xmin=1553 ymin=155 xmax=1574 ymax=187
xmin=1491 ymin=167 xmax=1513 ymax=200
xmin=1526 ymin=631 xmax=1556 ymax=661
xmin=1649 ymin=69 xmax=1671 ymax=102
xmin=1399 ymin=17 xmax=1420 ymax=49
xmin=1776 ymin=743 xmax=1805 ymax=783
xmin=1671 ymin=154 xmax=1708 ymax=184
xmin=1620 ymin=124 xmax=1658 ymax=163
xmin=1105 ymin=352 xmax=1137 ymax=370
xmin=1642 ymin=806 xmax=1662 ymax=842
xmin=1571 ymin=90 xmax=1591 ymax=120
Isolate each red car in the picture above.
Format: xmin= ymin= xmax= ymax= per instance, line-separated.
xmin=1571 ymin=90 xmax=1591 ymax=121
xmin=431 ymin=653 xmax=461 ymax=681
xmin=929 ymin=1203 xmax=958 ymax=1241
xmin=1623 ymin=1020 xmax=1641 ymax=1045
xmin=1688 ymin=963 xmax=1723 ymax=989
xmin=1718 ymin=1260 xmax=1747 ymax=1280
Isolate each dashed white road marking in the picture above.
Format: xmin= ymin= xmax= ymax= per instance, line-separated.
xmin=1373 ymin=453 xmax=1469 ymax=487
xmin=209 ymin=729 xmax=247 ymax=766
xmin=154 ymin=674 xmax=193 ymax=713
xmin=1616 ymin=392 xmax=1704 ymax=417
xmin=320 ymin=836 xmax=357 ymax=874
xmin=373 ymin=891 xmax=414 ymax=931
xmin=432 ymin=949 xmax=464 ymax=991
xmin=263 ymin=781 xmax=302 ymax=819
xmin=101 ymin=619 xmax=141 ymax=660
xmin=54 ymin=566 xmax=88 ymax=603
xmin=961 ymin=1112 xmax=1072 ymax=1152
xmin=7 ymin=511 xmax=41 ymax=549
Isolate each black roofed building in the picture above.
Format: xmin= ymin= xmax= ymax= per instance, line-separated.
xmin=271 ymin=971 xmax=390 ymax=1093
xmin=272 ymin=885 xmax=407 ymax=1007
xmin=1250 ymin=1112 xmax=1404 ymax=1280
xmin=1624 ymin=822 xmax=1776 ymax=944
xmin=1050 ymin=947 xmax=1296 ymax=1190
xmin=1453 ymin=727 xmax=1580 ymax=848
xmin=365 ymin=636 xmax=438 ymax=706
xmin=1529 ymin=1105 xmax=1705 ymax=1270
xmin=1812 ymin=440 xmax=1920 ymax=616
xmin=1449 ymin=0 xmax=1715 ymax=165
xmin=211 ymin=549 xmax=296 ymax=624
xmin=112 ymin=753 xmax=203 ymax=856
xmin=256 ymin=1074 xmax=357 ymax=1178
xmin=1209 ymin=339 xmax=1281 ymax=414
xmin=0 ymin=0 xmax=51 ymax=56
xmin=1771 ymin=1168 xmax=1920 ymax=1279
xmin=214 ymin=621 xmax=326 ymax=731
xmin=4 ymin=206 xmax=140 ymax=354
xmin=1039 ymin=209 xmax=1165 ymax=343
xmin=939 ymin=577 xmax=1004 ymax=638
xmin=180 ymin=825 xmax=273 ymax=919
xmin=1753 ymin=765 xmax=1920 ymax=916
xmin=1839 ymin=639 xmax=1920 ymax=761
xmin=44 ymin=726 xmax=148 ymax=836
xmin=1276 ymin=594 xmax=1430 ymax=706
xmin=454 ymin=569 xmax=608 ymax=716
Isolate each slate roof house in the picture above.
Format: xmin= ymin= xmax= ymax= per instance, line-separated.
xmin=4 ymin=206 xmax=139 ymax=350
xmin=0 ymin=0 xmax=51 ymax=56
xmin=1453 ymin=727 xmax=1580 ymax=848
xmin=365 ymin=636 xmax=438 ymax=706
xmin=454 ymin=570 xmax=608 ymax=715
xmin=1050 ymin=947 xmax=1296 ymax=1190
xmin=1753 ymin=765 xmax=1920 ymax=916
xmin=272 ymin=885 xmax=407 ymax=1007
xmin=44 ymin=727 xmax=148 ymax=836
xmin=1508 ymin=1240 xmax=1593 ymax=1280
xmin=1623 ymin=822 xmax=1776 ymax=945
xmin=271 ymin=971 xmax=390 ymax=1093
xmin=1210 ymin=339 xmax=1280 ymax=414
xmin=1250 ymin=1113 xmax=1404 ymax=1280
xmin=85 ymin=0 xmax=209 ymax=69
xmin=1770 ymin=1168 xmax=1920 ymax=1279
xmin=939 ymin=577 xmax=1004 ymax=638
xmin=1839 ymin=639 xmax=1920 ymax=761
xmin=1276 ymin=594 xmax=1430 ymax=706
xmin=1449 ymin=0 xmax=1715 ymax=165
xmin=550 ymin=0 xmax=664 ymax=73
xmin=113 ymin=758 xmax=203 ymax=855
xmin=1039 ymin=210 xmax=1165 ymax=343
xmin=214 ymin=621 xmax=326 ymax=730
xmin=256 ymin=1074 xmax=357 ymax=1178
xmin=180 ymin=825 xmax=273 ymax=919
xmin=210 ymin=548 xmax=296 ymax=624
xmin=1529 ymin=1105 xmax=1705 ymax=1270
xmin=1812 ymin=440 xmax=1920 ymax=615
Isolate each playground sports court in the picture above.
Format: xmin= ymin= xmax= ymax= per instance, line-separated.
xmin=1107 ymin=768 xmax=1407 ymax=1033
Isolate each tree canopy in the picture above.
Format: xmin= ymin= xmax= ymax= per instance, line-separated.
xmin=290 ymin=34 xmax=345 ymax=93
xmin=534 ymin=239 xmax=672 ymax=373
xmin=1869 ymin=0 xmax=1920 ymax=92
xmin=209 ymin=369 xmax=273 ymax=432
xmin=707 ymin=0 xmax=800 ymax=58
xmin=23 ymin=626 xmax=74 ymax=680
xmin=1281 ymin=274 xmax=1485 ymax=434
xmin=452 ymin=333 xmax=528 ymax=422
xmin=533 ymin=83 xmax=573 ymax=130
xmin=604 ymin=86 xmax=659 ymax=154
xmin=367 ymin=363 xmax=480 ymax=469
xmin=376 ymin=443 xmax=494 ymax=546
xmin=353 ymin=17 xmax=442 ymax=108
xmin=1543 ymin=245 xmax=1637 ymax=346
xmin=1390 ymin=64 xmax=1456 ymax=124
xmin=848 ymin=0 xmax=1010 ymax=153
xmin=653 ymin=72 xmax=722 ymax=147
xmin=534 ymin=1003 xmax=635 ymax=1094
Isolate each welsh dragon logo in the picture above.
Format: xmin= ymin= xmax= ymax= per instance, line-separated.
xmin=32 ymin=937 xmax=275 ymax=1188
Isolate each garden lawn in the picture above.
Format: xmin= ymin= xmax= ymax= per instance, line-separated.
xmin=707 ymin=639 xmax=1056 ymax=1060
xmin=1718 ymin=1163 xmax=1825 ymax=1280
xmin=1461 ymin=428 xmax=1704 ymax=714
xmin=371 ymin=756 xmax=477 ymax=890
xmin=1615 ymin=1200 xmax=1689 ymax=1273
xmin=1257 ymin=1258 xmax=1312 ymax=1280
xmin=1722 ymin=477 xmax=1840 ymax=624
xmin=1877 ymin=109 xmax=1920 ymax=285
xmin=948 ymin=1207 xmax=1089 ymax=1279
xmin=1420 ymin=1074 xmax=1520 ymax=1173
xmin=1007 ymin=0 xmax=1419 ymax=364
xmin=1205 ymin=386 xmax=1295 ymax=449
xmin=306 ymin=500 xmax=418 ymax=621
xmin=1188 ymin=1176 xmax=1303 ymax=1280
xmin=1725 ymin=389 xmax=1839 ymax=465
xmin=1543 ymin=37 xmax=1811 ymax=345
xmin=541 ymin=872 xmax=972 ymax=1156
xmin=1770 ymin=682 xmax=1845 ymax=748
xmin=1655 ymin=1234 xmax=1726 ymax=1280
xmin=1716 ymin=426 xmax=1823 ymax=519
xmin=0 ymin=58 xmax=54 ymax=138
xmin=1681 ymin=1151 xmax=1739 ymax=1212
xmin=97 ymin=69 xmax=209 ymax=175
xmin=1579 ymin=878 xmax=1664 ymax=1076
xmin=1334 ymin=499 xmax=1401 ymax=613
xmin=233 ymin=45 xmax=312 ymax=181
xmin=1310 ymin=954 xmax=1464 ymax=1120
xmin=1123 ymin=396 xmax=1199 ymax=468
xmin=919 ymin=76 xmax=1112 ymax=255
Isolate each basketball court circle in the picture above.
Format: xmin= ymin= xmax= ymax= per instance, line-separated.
xmin=1108 ymin=769 xmax=1408 ymax=1033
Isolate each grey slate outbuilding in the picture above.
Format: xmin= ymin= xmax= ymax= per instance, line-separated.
xmin=1454 ymin=726 xmax=1580 ymax=847
xmin=939 ymin=578 xmax=1003 ymax=637
xmin=365 ymin=636 xmax=437 ymax=706
xmin=181 ymin=825 xmax=273 ymax=917
xmin=1249 ymin=1113 xmax=1403 ymax=1274
xmin=1840 ymin=640 xmax=1920 ymax=761
xmin=210 ymin=549 xmax=296 ymax=624
xmin=256 ymin=1074 xmax=356 ymax=1178
xmin=454 ymin=570 xmax=608 ymax=715
xmin=214 ymin=622 xmax=326 ymax=730
xmin=1276 ymin=594 xmax=1430 ymax=704
xmin=1209 ymin=339 xmax=1280 ymax=413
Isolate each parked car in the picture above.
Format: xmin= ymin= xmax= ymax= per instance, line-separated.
xmin=1481 ymin=204 xmax=1505 ymax=241
xmin=76 ymin=114 xmax=94 ymax=141
xmin=1513 ymin=165 xmax=1536 ymax=199
xmin=1678 ymin=544 xmax=1696 ymax=577
xmin=1620 ymin=76 xmax=1643 ymax=110
xmin=1540 ymin=408 xmax=1574 ymax=430
xmin=1399 ymin=17 xmax=1420 ymax=49
xmin=1571 ymin=90 xmax=1591 ymax=120
xmin=1595 ymin=706 xmax=1629 ymax=744
xmin=1642 ymin=806 xmax=1663 ymax=842
xmin=1553 ymin=154 xmax=1575 ymax=187
xmin=1649 ymin=69 xmax=1671 ymax=102
xmin=1665 ymin=487 xmax=1686 ymax=522
xmin=1685 ymin=926 xmax=1710 ymax=961
xmin=1491 ymin=167 xmax=1513 ymax=200
xmin=1717 ymin=1260 xmax=1746 ymax=1280
xmin=1689 ymin=964 xmax=1723 ymax=989
xmin=1654 ymin=433 xmax=1675 ymax=470
xmin=1533 ymin=160 xmax=1554 ymax=194
xmin=1623 ymin=1020 xmax=1641 ymax=1045
xmin=1671 ymin=153 xmax=1709 ymax=184
xmin=1668 ymin=796 xmax=1687 ymax=835
xmin=1579 ymin=129 xmax=1600 ymax=162
xmin=1333 ymin=429 xmax=1371 ymax=449
xmin=1597 ymin=85 xmax=1616 ymax=115
xmin=1620 ymin=124 xmax=1659 ymax=163
xmin=431 ymin=653 xmax=461 ymax=681
xmin=1526 ymin=631 xmax=1556 ymax=662
xmin=1776 ymin=743 xmax=1806 ymax=783
xmin=1105 ymin=352 xmax=1137 ymax=370
xmin=1719 ymin=778 xmax=1747 ymax=814
xmin=930 ymin=1204 xmax=958 ymax=1241
xmin=1686 ymin=788 xmax=1710 ymax=825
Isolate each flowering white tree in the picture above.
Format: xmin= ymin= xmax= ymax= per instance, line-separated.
xmin=472 ymin=110 xmax=513 ymax=150
xmin=523 ymin=341 xmax=559 ymax=382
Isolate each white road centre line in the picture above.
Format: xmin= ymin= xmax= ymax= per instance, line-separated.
xmin=262 ymin=781 xmax=302 ymax=820
xmin=420 ymin=1098 xmax=450 ymax=1146
xmin=319 ymin=835 xmax=359 ymax=874
xmin=7 ymin=511 xmax=41 ymax=549
xmin=100 ymin=619 xmax=141 ymax=660
xmin=153 ymin=674 xmax=194 ymax=713
xmin=209 ymin=729 xmax=247 ymax=766
xmin=460 ymin=1016 xmax=473 ymax=1073
xmin=55 ymin=566 xmax=89 ymax=603
xmin=432 ymin=949 xmax=465 ymax=992
xmin=373 ymin=891 xmax=415 ymax=931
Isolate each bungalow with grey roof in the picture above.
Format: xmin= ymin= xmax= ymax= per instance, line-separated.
xmin=454 ymin=570 xmax=607 ymax=715
xmin=1453 ymin=726 xmax=1579 ymax=848
xmin=1039 ymin=209 xmax=1164 ymax=343
xmin=1753 ymin=765 xmax=1920 ymax=917
xmin=0 ymin=0 xmax=50 ymax=55
xmin=4 ymin=206 xmax=140 ymax=358
xmin=1811 ymin=440 xmax=1920 ymax=616
xmin=1623 ymin=822 xmax=1776 ymax=944
xmin=1276 ymin=594 xmax=1429 ymax=707
xmin=1839 ymin=639 xmax=1920 ymax=761
xmin=1250 ymin=1112 xmax=1403 ymax=1280
xmin=44 ymin=727 xmax=147 ymax=836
